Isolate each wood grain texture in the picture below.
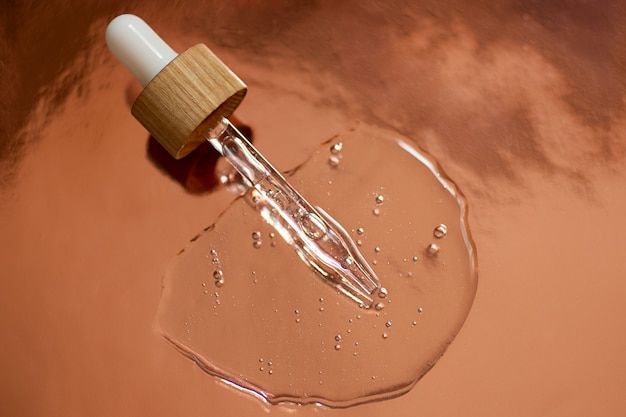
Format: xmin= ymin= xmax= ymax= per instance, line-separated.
xmin=132 ymin=44 xmax=247 ymax=159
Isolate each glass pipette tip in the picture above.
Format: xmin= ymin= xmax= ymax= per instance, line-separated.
xmin=207 ymin=118 xmax=380 ymax=306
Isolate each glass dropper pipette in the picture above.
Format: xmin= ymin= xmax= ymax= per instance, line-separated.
xmin=105 ymin=15 xmax=381 ymax=307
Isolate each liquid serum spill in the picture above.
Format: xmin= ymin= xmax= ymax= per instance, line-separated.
xmin=157 ymin=124 xmax=477 ymax=407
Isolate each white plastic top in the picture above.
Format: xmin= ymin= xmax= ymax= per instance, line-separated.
xmin=105 ymin=14 xmax=178 ymax=87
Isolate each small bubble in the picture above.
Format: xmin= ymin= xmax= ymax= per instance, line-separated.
xmin=319 ymin=306 xmax=325 ymax=312
xmin=348 ymin=318 xmax=353 ymax=324
xmin=250 ymin=189 xmax=261 ymax=203
xmin=294 ymin=309 xmax=299 ymax=315
xmin=372 ymin=376 xmax=377 ymax=381
xmin=328 ymin=155 xmax=340 ymax=167
xmin=215 ymin=278 xmax=224 ymax=287
xmin=353 ymin=351 xmax=358 ymax=356
xmin=372 ymin=208 xmax=380 ymax=216
xmin=319 ymin=297 xmax=324 ymax=302
xmin=251 ymin=230 xmax=261 ymax=240
xmin=374 ymin=246 xmax=381 ymax=253
xmin=418 ymin=307 xmax=424 ymax=313
xmin=218 ymin=173 xmax=229 ymax=185
xmin=259 ymin=358 xmax=264 ymax=363
xmin=342 ymin=256 xmax=354 ymax=267
xmin=201 ymin=282 xmax=206 ymax=287
xmin=375 ymin=195 xmax=384 ymax=204
xmin=356 ymin=315 xmax=361 ymax=320
xmin=334 ymin=344 xmax=341 ymax=351
xmin=412 ymin=321 xmax=417 ymax=326
xmin=382 ymin=332 xmax=389 ymax=339
xmin=253 ymin=240 xmax=263 ymax=249
xmin=356 ymin=227 xmax=364 ymax=235
xmin=413 ymin=256 xmax=418 ymax=262
xmin=433 ymin=224 xmax=448 ymax=239
xmin=269 ymin=232 xmax=275 ymax=239
xmin=378 ymin=287 xmax=388 ymax=298
xmin=357 ymin=239 xmax=363 ymax=246
xmin=300 ymin=212 xmax=328 ymax=240
xmin=213 ymin=269 xmax=223 ymax=280
xmin=372 ymin=259 xmax=378 ymax=265
xmin=295 ymin=318 xmax=301 ymax=323
xmin=375 ymin=302 xmax=385 ymax=311
xmin=210 ymin=249 xmax=218 ymax=256
xmin=203 ymin=290 xmax=208 ymax=294
xmin=268 ymin=361 xmax=273 ymax=366
xmin=385 ymin=320 xmax=392 ymax=328
xmin=335 ymin=334 xmax=342 ymax=342
xmin=330 ymin=142 xmax=343 ymax=154
xmin=427 ymin=243 xmax=440 ymax=255
xmin=268 ymin=369 xmax=273 ymax=375
xmin=259 ymin=367 xmax=264 ymax=372
xmin=270 ymin=241 xmax=276 ymax=247
xmin=211 ymin=257 xmax=219 ymax=264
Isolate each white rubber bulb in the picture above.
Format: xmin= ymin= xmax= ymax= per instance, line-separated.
xmin=105 ymin=14 xmax=178 ymax=87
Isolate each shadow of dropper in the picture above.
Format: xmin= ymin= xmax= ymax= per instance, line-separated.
xmin=146 ymin=115 xmax=253 ymax=194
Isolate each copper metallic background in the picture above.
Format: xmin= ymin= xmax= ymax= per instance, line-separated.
xmin=1 ymin=1 xmax=625 ymax=416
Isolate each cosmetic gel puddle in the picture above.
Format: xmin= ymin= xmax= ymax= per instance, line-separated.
xmin=156 ymin=123 xmax=477 ymax=407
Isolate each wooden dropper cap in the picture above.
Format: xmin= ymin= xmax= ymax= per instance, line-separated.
xmin=106 ymin=15 xmax=247 ymax=159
